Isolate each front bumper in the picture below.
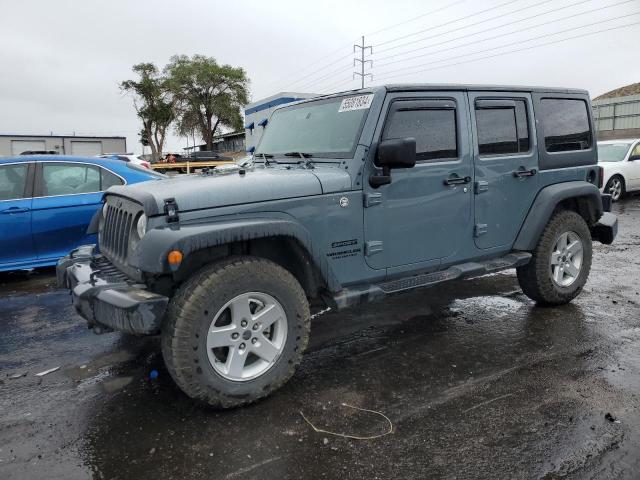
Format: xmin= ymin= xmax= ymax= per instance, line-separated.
xmin=57 ymin=245 xmax=168 ymax=335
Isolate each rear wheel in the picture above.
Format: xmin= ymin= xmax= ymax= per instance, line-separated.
xmin=517 ymin=210 xmax=592 ymax=306
xmin=605 ymin=175 xmax=625 ymax=202
xmin=161 ymin=257 xmax=310 ymax=408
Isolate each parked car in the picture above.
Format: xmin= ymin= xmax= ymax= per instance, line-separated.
xmin=189 ymin=151 xmax=232 ymax=162
xmin=58 ymin=85 xmax=616 ymax=408
xmin=0 ymin=155 xmax=164 ymax=272
xmin=597 ymin=139 xmax=640 ymax=201
xmin=98 ymin=153 xmax=151 ymax=169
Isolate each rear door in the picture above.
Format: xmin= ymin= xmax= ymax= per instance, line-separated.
xmin=0 ymin=162 xmax=35 ymax=267
xmin=470 ymin=92 xmax=539 ymax=249
xmin=31 ymin=161 xmax=124 ymax=260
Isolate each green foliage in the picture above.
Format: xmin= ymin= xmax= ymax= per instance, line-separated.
xmin=122 ymin=55 xmax=250 ymax=154
xmin=166 ymin=54 xmax=249 ymax=150
xmin=121 ymin=63 xmax=175 ymax=159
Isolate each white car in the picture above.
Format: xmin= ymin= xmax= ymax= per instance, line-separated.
xmin=597 ymin=139 xmax=640 ymax=201
xmin=98 ymin=153 xmax=151 ymax=169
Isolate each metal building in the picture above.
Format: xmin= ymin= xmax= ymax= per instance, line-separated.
xmin=592 ymin=83 xmax=640 ymax=140
xmin=0 ymin=134 xmax=127 ymax=157
xmin=244 ymin=92 xmax=318 ymax=152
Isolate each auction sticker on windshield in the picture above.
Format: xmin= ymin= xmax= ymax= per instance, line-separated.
xmin=338 ymin=94 xmax=374 ymax=113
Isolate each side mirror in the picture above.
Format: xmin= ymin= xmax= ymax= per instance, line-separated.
xmin=370 ymin=138 xmax=417 ymax=188
xmin=629 ymin=154 xmax=640 ymax=161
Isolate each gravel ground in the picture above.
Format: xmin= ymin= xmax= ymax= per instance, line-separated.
xmin=0 ymin=199 xmax=639 ymax=480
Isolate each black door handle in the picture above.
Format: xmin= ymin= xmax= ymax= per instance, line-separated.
xmin=0 ymin=207 xmax=30 ymax=214
xmin=443 ymin=175 xmax=471 ymax=186
xmin=513 ymin=168 xmax=537 ymax=178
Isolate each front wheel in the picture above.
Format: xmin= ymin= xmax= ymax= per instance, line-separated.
xmin=517 ymin=210 xmax=592 ymax=306
xmin=161 ymin=257 xmax=310 ymax=408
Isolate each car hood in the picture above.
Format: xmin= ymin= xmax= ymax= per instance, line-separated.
xmin=107 ymin=164 xmax=352 ymax=214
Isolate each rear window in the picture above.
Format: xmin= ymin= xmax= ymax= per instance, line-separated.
xmin=541 ymin=99 xmax=592 ymax=153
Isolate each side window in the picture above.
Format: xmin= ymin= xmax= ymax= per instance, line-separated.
xmin=475 ymin=99 xmax=530 ymax=155
xmin=0 ymin=164 xmax=29 ymax=201
xmin=541 ymin=98 xmax=591 ymax=152
xmin=42 ymin=163 xmax=101 ymax=196
xmin=631 ymin=143 xmax=640 ymax=159
xmin=101 ymin=168 xmax=124 ymax=190
xmin=382 ymin=101 xmax=458 ymax=162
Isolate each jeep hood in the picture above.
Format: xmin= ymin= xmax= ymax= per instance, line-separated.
xmin=107 ymin=165 xmax=351 ymax=214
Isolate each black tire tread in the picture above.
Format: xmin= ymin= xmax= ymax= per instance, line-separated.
xmin=517 ymin=209 xmax=592 ymax=306
xmin=161 ymin=256 xmax=310 ymax=408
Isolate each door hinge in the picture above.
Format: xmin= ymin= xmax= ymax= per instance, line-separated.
xmin=474 ymin=223 xmax=488 ymax=237
xmin=365 ymin=240 xmax=384 ymax=256
xmin=475 ymin=181 xmax=489 ymax=194
xmin=363 ymin=192 xmax=382 ymax=208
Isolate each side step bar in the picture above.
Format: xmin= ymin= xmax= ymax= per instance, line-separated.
xmin=332 ymin=252 xmax=531 ymax=310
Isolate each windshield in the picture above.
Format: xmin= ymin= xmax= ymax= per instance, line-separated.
xmin=255 ymin=94 xmax=373 ymax=158
xmin=597 ymin=142 xmax=633 ymax=162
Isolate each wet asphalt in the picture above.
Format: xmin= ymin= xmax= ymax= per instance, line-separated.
xmin=1 ymin=199 xmax=640 ymax=480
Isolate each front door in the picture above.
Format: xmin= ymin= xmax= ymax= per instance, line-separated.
xmin=0 ymin=162 xmax=35 ymax=267
xmin=469 ymin=92 xmax=539 ymax=250
xmin=363 ymin=91 xmax=472 ymax=271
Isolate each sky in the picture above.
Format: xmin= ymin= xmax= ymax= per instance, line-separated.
xmin=1 ymin=0 xmax=638 ymax=154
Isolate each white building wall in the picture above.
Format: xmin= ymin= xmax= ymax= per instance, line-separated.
xmin=244 ymin=92 xmax=318 ymax=152
xmin=0 ymin=136 xmax=126 ymax=157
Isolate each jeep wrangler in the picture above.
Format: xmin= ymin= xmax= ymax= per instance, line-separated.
xmin=58 ymin=85 xmax=617 ymax=408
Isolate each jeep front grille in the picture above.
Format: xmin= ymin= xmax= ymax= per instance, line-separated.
xmin=99 ymin=196 xmax=142 ymax=271
xmin=102 ymin=205 xmax=134 ymax=260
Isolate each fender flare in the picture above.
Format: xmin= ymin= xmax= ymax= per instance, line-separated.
xmin=133 ymin=216 xmax=341 ymax=291
xmin=513 ymin=181 xmax=603 ymax=251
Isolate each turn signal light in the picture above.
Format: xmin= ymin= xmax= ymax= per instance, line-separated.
xmin=168 ymin=250 xmax=183 ymax=265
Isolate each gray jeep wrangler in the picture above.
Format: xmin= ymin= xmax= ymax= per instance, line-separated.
xmin=58 ymin=85 xmax=617 ymax=408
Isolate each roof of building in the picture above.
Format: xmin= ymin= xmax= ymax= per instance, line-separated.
xmin=594 ymin=83 xmax=640 ymax=100
xmin=0 ymin=134 xmax=125 ymax=139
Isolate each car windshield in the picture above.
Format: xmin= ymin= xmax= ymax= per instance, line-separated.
xmin=254 ymin=95 xmax=372 ymax=159
xmin=597 ymin=142 xmax=633 ymax=162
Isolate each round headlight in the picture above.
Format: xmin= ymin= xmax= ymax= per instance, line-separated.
xmin=136 ymin=214 xmax=147 ymax=239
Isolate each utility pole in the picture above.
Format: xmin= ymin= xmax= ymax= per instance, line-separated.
xmin=353 ymin=36 xmax=373 ymax=88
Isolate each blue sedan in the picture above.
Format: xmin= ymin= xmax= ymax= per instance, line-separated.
xmin=0 ymin=155 xmax=164 ymax=272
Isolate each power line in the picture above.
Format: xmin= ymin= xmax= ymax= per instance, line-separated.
xmin=373 ymin=0 xmax=614 ymax=64
xmin=262 ymin=40 xmax=357 ymax=90
xmin=375 ymin=12 xmax=640 ymax=77
xmin=295 ymin=63 xmax=355 ymax=91
xmin=375 ymin=0 xmax=634 ymax=68
xmin=373 ymin=0 xmax=523 ymax=48
xmin=364 ymin=0 xmax=467 ymax=37
xmin=279 ymin=52 xmax=355 ymax=90
xmin=374 ymin=19 xmax=640 ymax=81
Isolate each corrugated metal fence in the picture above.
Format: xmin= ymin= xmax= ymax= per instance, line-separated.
xmin=593 ymin=94 xmax=640 ymax=137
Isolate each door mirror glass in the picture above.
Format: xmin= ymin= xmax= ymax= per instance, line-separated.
xmin=375 ymin=138 xmax=417 ymax=169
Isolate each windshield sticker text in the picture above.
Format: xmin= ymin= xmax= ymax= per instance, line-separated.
xmin=338 ymin=94 xmax=374 ymax=113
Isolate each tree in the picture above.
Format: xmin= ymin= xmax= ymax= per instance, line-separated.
xmin=121 ymin=63 xmax=174 ymax=161
xmin=166 ymin=55 xmax=249 ymax=151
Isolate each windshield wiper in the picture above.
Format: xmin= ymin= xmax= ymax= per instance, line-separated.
xmin=283 ymin=152 xmax=314 ymax=169
xmin=283 ymin=152 xmax=313 ymax=158
xmin=254 ymin=152 xmax=276 ymax=165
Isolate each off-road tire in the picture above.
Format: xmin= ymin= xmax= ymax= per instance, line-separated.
xmin=161 ymin=256 xmax=310 ymax=408
xmin=605 ymin=175 xmax=625 ymax=202
xmin=517 ymin=209 xmax=592 ymax=306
